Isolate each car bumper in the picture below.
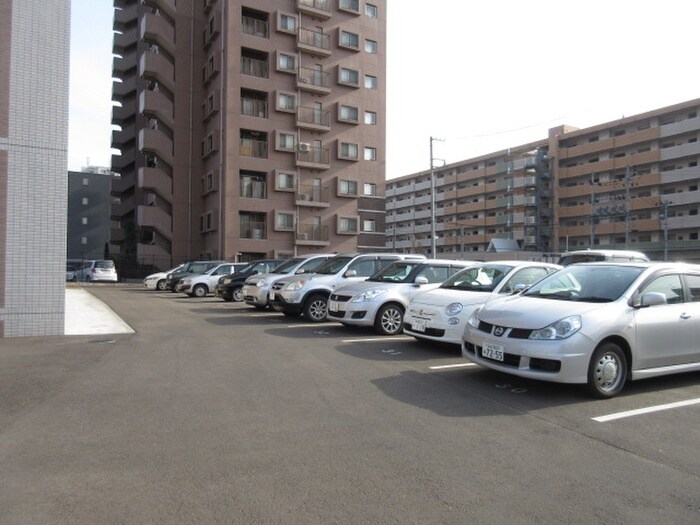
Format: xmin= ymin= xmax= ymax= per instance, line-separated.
xmin=403 ymin=312 xmax=463 ymax=345
xmin=327 ymin=300 xmax=378 ymax=326
xmin=242 ymin=285 xmax=269 ymax=306
xmin=176 ymin=284 xmax=191 ymax=293
xmin=462 ymin=326 xmax=591 ymax=384
xmin=268 ymin=290 xmax=303 ymax=314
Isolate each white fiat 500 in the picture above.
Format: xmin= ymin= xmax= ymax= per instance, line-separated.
xmin=463 ymin=262 xmax=700 ymax=398
xmin=404 ymin=261 xmax=560 ymax=345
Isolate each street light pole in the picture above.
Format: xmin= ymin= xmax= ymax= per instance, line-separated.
xmin=430 ymin=136 xmax=444 ymax=257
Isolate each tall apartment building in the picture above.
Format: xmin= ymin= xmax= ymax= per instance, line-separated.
xmin=67 ymin=167 xmax=114 ymax=260
xmin=111 ymin=0 xmax=386 ymax=271
xmin=0 ymin=0 xmax=71 ymax=337
xmin=386 ymin=98 xmax=700 ymax=262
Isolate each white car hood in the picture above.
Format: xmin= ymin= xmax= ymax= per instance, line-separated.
xmin=335 ymin=281 xmax=404 ymax=296
xmin=409 ymin=287 xmax=493 ymax=308
xmin=478 ymin=294 xmax=610 ymax=328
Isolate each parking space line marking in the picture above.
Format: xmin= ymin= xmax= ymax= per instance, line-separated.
xmin=429 ymin=363 xmax=478 ymax=370
xmin=341 ymin=336 xmax=413 ymax=343
xmin=285 ymin=324 xmax=331 ymax=328
xmin=592 ymin=398 xmax=700 ymax=422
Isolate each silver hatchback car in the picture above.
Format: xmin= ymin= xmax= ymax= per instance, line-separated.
xmin=328 ymin=259 xmax=475 ymax=335
xmin=463 ymin=262 xmax=700 ymax=398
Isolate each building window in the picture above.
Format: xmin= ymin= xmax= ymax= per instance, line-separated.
xmin=275 ymin=170 xmax=295 ymax=191
xmin=339 ymin=0 xmax=360 ymax=13
xmin=81 ymin=197 xmax=88 ymax=205
xmin=365 ymin=75 xmax=377 ymax=89
xmin=277 ymin=91 xmax=296 ymax=112
xmin=242 ymin=8 xmax=269 ymax=38
xmin=277 ymin=52 xmax=297 ymax=72
xmin=240 ymin=171 xmax=267 ymax=199
xmin=339 ymin=67 xmax=359 ymax=87
xmin=339 ymin=179 xmax=358 ymax=196
xmin=362 ymin=219 xmax=376 ymax=232
xmin=364 ymin=111 xmax=376 ymax=125
xmin=339 ymin=142 xmax=359 ymax=160
xmin=81 ymin=216 xmax=88 ymax=225
xmin=365 ymin=39 xmax=377 ymax=54
xmin=364 ymin=182 xmax=376 ymax=196
xmin=278 ymin=13 xmax=297 ymax=33
xmin=240 ymin=211 xmax=267 ymax=239
xmin=340 ymin=30 xmax=360 ymax=50
xmin=275 ymin=212 xmax=295 ymax=231
xmin=338 ymin=104 xmax=359 ymax=123
xmin=338 ymin=216 xmax=359 ymax=233
xmin=202 ymin=171 xmax=215 ymax=194
xmin=276 ymin=131 xmax=296 ymax=151
xmin=81 ymin=236 xmax=88 ymax=245
xmin=365 ymin=3 xmax=378 ymax=17
xmin=364 ymin=147 xmax=377 ymax=161
xmin=241 ymin=89 xmax=267 ymax=118
xmin=82 ymin=177 xmax=89 ymax=186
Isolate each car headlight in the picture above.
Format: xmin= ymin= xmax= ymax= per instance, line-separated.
xmin=467 ymin=308 xmax=481 ymax=328
xmin=284 ymin=280 xmax=307 ymax=292
xmin=445 ymin=302 xmax=463 ymax=316
xmin=351 ymin=289 xmax=387 ymax=303
xmin=181 ymin=279 xmax=191 ymax=285
xmin=530 ymin=315 xmax=582 ymax=340
xmin=256 ymin=279 xmax=268 ymax=288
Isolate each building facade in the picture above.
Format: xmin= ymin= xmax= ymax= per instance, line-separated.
xmin=111 ymin=0 xmax=386 ymax=271
xmin=67 ymin=167 xmax=114 ymax=261
xmin=0 ymin=0 xmax=71 ymax=336
xmin=386 ymin=99 xmax=700 ymax=262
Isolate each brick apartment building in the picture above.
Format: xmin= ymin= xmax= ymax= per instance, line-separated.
xmin=110 ymin=0 xmax=386 ymax=271
xmin=386 ymin=98 xmax=700 ymax=262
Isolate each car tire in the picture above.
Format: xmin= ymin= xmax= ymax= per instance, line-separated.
xmin=587 ymin=342 xmax=628 ymax=399
xmin=71 ymin=276 xmax=77 ymax=282
xmin=232 ymin=286 xmax=244 ymax=302
xmin=156 ymin=279 xmax=167 ymax=291
xmin=221 ymin=294 xmax=233 ymax=302
xmin=84 ymin=276 xmax=91 ymax=283
xmin=193 ymin=284 xmax=208 ymax=298
xmin=303 ymin=294 xmax=328 ymax=322
xmin=375 ymin=303 xmax=405 ymax=336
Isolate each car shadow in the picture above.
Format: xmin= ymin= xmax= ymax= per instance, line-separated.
xmin=333 ymin=338 xmax=461 ymax=362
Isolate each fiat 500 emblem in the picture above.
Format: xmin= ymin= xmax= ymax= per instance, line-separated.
xmin=493 ymin=326 xmax=505 ymax=336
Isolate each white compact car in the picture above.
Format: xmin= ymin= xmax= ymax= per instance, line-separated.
xmin=404 ymin=261 xmax=560 ymax=345
xmin=328 ymin=259 xmax=475 ymax=335
xmin=177 ymin=263 xmax=241 ymax=297
xmin=463 ymin=262 xmax=700 ymax=398
xmin=143 ymin=264 xmax=185 ymax=290
xmin=75 ymin=259 xmax=119 ymax=283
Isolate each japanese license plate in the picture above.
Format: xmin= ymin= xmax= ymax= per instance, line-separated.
xmin=328 ymin=300 xmax=344 ymax=312
xmin=412 ymin=318 xmax=427 ymax=332
xmin=482 ymin=342 xmax=504 ymax=361
xmin=269 ymin=291 xmax=275 ymax=300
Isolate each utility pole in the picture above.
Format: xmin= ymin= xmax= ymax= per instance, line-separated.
xmin=661 ymin=200 xmax=671 ymax=261
xmin=429 ymin=136 xmax=444 ymax=257
xmin=625 ymin=166 xmax=632 ymax=249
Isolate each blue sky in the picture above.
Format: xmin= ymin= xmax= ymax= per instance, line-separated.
xmin=69 ymin=0 xmax=700 ymax=178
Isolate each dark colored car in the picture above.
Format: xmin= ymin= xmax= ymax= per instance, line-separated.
xmin=165 ymin=260 xmax=226 ymax=292
xmin=215 ymin=259 xmax=286 ymax=302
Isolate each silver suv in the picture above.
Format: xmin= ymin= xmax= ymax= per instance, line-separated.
xmin=268 ymin=253 xmax=426 ymax=322
xmin=328 ymin=259 xmax=475 ymax=335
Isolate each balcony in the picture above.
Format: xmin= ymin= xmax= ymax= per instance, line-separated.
xmin=140 ymin=13 xmax=175 ymax=55
xmin=241 ymin=57 xmax=268 ymax=79
xmin=296 ymin=105 xmax=331 ymax=132
xmin=297 ymin=66 xmax=331 ymax=95
xmin=111 ymin=195 xmax=136 ymax=219
xmin=139 ymin=128 xmax=174 ymax=166
xmin=297 ymin=27 xmax=331 ymax=57
xmin=113 ymin=26 xmax=138 ymax=50
xmin=296 ymin=146 xmax=330 ymax=170
xmin=111 ymin=123 xmax=135 ymax=149
xmin=113 ymin=49 xmax=138 ymax=75
xmin=113 ymin=3 xmax=137 ymax=27
xmin=296 ymin=183 xmax=330 ymax=207
xmin=137 ymin=204 xmax=173 ymax=240
xmin=242 ymin=16 xmax=268 ymax=39
xmin=111 ymin=174 xmax=135 ymax=194
xmin=140 ymin=89 xmax=174 ymax=128
xmin=296 ymin=224 xmax=330 ymax=246
xmin=138 ymin=167 xmax=173 ymax=201
xmin=148 ymin=0 xmax=176 ymax=19
xmin=241 ymin=221 xmax=267 ymax=240
xmin=140 ymin=51 xmax=175 ymax=92
xmin=111 ymin=148 xmax=135 ymax=171
xmin=112 ymin=77 xmax=137 ymax=99
xmin=297 ymin=0 xmax=331 ymax=19
xmin=240 ymin=138 xmax=268 ymax=159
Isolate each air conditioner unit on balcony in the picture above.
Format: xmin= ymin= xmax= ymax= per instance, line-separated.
xmin=298 ymin=142 xmax=311 ymax=152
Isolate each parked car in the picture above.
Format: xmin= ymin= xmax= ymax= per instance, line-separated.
xmin=66 ymin=262 xmax=80 ymax=282
xmin=557 ymin=249 xmax=649 ymax=266
xmin=463 ymin=262 xmax=700 ymax=398
xmin=176 ymin=263 xmax=242 ymax=297
xmin=165 ymin=260 xmax=227 ymax=292
xmin=143 ymin=264 xmax=185 ymax=291
xmin=268 ymin=253 xmax=426 ymax=322
xmin=74 ymin=259 xmax=118 ymax=283
xmin=327 ymin=259 xmax=476 ymax=335
xmin=403 ymin=261 xmax=561 ymax=345
xmin=241 ymin=254 xmax=335 ymax=309
xmin=215 ymin=259 xmax=286 ymax=302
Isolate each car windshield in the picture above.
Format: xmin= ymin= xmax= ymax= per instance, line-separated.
xmin=270 ymin=258 xmax=305 ymax=274
xmin=440 ymin=265 xmax=512 ymax=292
xmin=313 ymin=256 xmax=354 ymax=275
xmin=523 ymin=264 xmax=646 ymax=302
xmin=188 ymin=262 xmax=212 ymax=273
xmin=367 ymin=261 xmax=424 ymax=283
xmin=558 ymin=254 xmax=606 ymax=266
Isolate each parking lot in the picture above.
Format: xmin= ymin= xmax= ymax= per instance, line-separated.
xmin=1 ymin=285 xmax=698 ymax=524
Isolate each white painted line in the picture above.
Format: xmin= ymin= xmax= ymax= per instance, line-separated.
xmin=341 ymin=336 xmax=413 ymax=343
xmin=429 ymin=363 xmax=478 ymax=370
xmin=592 ymin=398 xmax=700 ymax=422
xmin=286 ymin=324 xmax=329 ymax=328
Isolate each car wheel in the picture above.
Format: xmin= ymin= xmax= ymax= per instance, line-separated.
xmin=193 ymin=284 xmax=208 ymax=297
xmin=221 ymin=294 xmax=233 ymax=302
xmin=71 ymin=276 xmax=77 ymax=282
xmin=84 ymin=276 xmax=91 ymax=283
xmin=303 ymin=294 xmax=328 ymax=322
xmin=375 ymin=303 xmax=404 ymax=336
xmin=232 ymin=286 xmax=244 ymax=302
xmin=156 ymin=279 xmax=167 ymax=291
xmin=587 ymin=342 xmax=628 ymax=398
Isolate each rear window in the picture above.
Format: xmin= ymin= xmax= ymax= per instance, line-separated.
xmin=95 ymin=260 xmax=115 ymax=269
xmin=558 ymin=254 xmax=606 ymax=266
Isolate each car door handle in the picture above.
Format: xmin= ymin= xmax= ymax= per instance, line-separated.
xmin=680 ymin=313 xmax=691 ymax=320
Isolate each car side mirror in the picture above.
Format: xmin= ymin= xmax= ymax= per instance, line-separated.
xmin=513 ymin=283 xmax=530 ymax=294
xmin=414 ymin=276 xmax=429 ymax=286
xmin=344 ymin=269 xmax=357 ymax=278
xmin=635 ymin=292 xmax=667 ymax=308
xmin=295 ymin=269 xmax=305 ymax=274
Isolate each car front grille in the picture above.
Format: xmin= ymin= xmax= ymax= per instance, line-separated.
xmin=477 ymin=321 xmax=532 ymax=339
xmin=329 ymin=293 xmax=352 ymax=302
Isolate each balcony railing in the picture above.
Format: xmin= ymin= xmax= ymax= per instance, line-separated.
xmin=241 ymin=221 xmax=267 ymax=240
xmin=240 ymin=138 xmax=268 ymax=158
xmin=296 ymin=183 xmax=329 ymax=206
xmin=241 ymin=98 xmax=268 ymax=118
xmin=297 ymin=105 xmax=330 ymax=131
xmin=241 ymin=57 xmax=268 ymax=78
xmin=297 ymin=27 xmax=331 ymax=56
xmin=296 ymin=146 xmax=330 ymax=169
xmin=242 ymin=16 xmax=269 ymax=38
xmin=297 ymin=0 xmax=331 ymax=19
xmin=297 ymin=66 xmax=331 ymax=94
xmin=296 ymin=224 xmax=329 ymax=243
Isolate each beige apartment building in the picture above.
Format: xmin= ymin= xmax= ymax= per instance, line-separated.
xmin=111 ymin=0 xmax=386 ymax=271
xmin=386 ymin=98 xmax=700 ymax=262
